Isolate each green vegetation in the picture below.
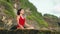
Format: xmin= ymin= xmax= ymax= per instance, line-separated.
xmin=0 ymin=0 xmax=15 ymax=18
xmin=43 ymin=14 xmax=59 ymax=27
xmin=0 ymin=0 xmax=48 ymax=27
xmin=0 ymin=0 xmax=59 ymax=30
xmin=0 ymin=0 xmax=60 ymax=34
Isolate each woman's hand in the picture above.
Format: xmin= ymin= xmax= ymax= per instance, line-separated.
xmin=25 ymin=23 xmax=30 ymax=27
xmin=19 ymin=25 xmax=24 ymax=29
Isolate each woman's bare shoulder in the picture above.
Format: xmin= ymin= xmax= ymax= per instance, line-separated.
xmin=17 ymin=15 xmax=20 ymax=18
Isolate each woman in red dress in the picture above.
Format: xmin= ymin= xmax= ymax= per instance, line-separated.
xmin=17 ymin=8 xmax=34 ymax=29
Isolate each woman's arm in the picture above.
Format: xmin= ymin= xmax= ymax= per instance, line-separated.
xmin=25 ymin=18 xmax=33 ymax=27
xmin=25 ymin=22 xmax=34 ymax=29
xmin=17 ymin=15 xmax=24 ymax=29
xmin=25 ymin=23 xmax=30 ymax=27
xmin=25 ymin=17 xmax=34 ymax=29
xmin=24 ymin=16 xmax=30 ymax=27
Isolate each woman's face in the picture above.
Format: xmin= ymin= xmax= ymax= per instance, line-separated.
xmin=20 ymin=9 xmax=25 ymax=14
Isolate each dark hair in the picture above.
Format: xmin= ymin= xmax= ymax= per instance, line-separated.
xmin=17 ymin=8 xmax=23 ymax=15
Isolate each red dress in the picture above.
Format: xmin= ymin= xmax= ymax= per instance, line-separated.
xmin=17 ymin=16 xmax=25 ymax=28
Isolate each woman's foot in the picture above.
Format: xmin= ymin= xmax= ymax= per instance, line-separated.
xmin=26 ymin=26 xmax=34 ymax=29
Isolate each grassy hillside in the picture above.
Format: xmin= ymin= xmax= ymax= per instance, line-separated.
xmin=0 ymin=0 xmax=16 ymax=30
xmin=0 ymin=0 xmax=49 ymax=29
xmin=0 ymin=0 xmax=60 ymax=33
xmin=0 ymin=0 xmax=15 ymax=18
xmin=1 ymin=0 xmax=59 ymax=30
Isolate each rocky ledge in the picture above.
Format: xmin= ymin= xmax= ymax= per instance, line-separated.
xmin=0 ymin=29 xmax=59 ymax=34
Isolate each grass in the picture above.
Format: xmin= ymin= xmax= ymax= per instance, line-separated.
xmin=0 ymin=0 xmax=16 ymax=18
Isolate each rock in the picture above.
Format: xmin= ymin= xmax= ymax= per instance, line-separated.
xmin=0 ymin=29 xmax=59 ymax=34
xmin=0 ymin=29 xmax=39 ymax=34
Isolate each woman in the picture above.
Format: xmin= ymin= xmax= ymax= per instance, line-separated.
xmin=17 ymin=8 xmax=34 ymax=29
